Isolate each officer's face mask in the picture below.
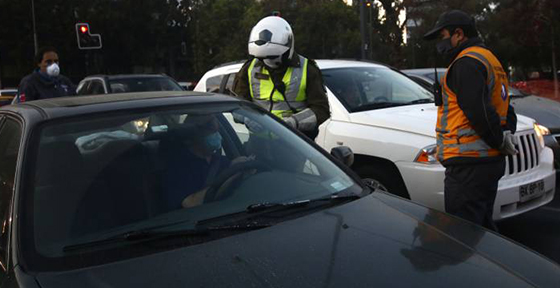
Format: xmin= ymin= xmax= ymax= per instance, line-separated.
xmin=46 ymin=63 xmax=60 ymax=77
xmin=205 ymin=132 xmax=222 ymax=152
xmin=263 ymin=57 xmax=281 ymax=69
xmin=436 ymin=37 xmax=453 ymax=55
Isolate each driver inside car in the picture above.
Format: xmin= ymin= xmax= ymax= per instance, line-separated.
xmin=162 ymin=114 xmax=252 ymax=211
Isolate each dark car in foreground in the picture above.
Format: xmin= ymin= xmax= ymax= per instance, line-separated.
xmin=77 ymin=74 xmax=183 ymax=95
xmin=404 ymin=68 xmax=560 ymax=167
xmin=0 ymin=92 xmax=559 ymax=287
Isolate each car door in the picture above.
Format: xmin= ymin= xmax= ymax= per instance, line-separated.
xmin=0 ymin=116 xmax=22 ymax=287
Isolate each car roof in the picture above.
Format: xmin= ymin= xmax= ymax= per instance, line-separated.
xmin=83 ymin=74 xmax=173 ymax=80
xmin=203 ymin=59 xmax=390 ymax=77
xmin=1 ymin=91 xmax=241 ymax=122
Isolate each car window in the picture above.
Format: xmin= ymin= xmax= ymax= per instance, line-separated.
xmin=0 ymin=118 xmax=22 ymax=266
xmin=108 ymin=77 xmax=183 ymax=93
xmin=205 ymin=75 xmax=224 ymax=92
xmin=77 ymin=81 xmax=90 ymax=95
xmin=323 ymin=67 xmax=434 ymax=112
xmin=23 ymin=103 xmax=361 ymax=270
xmin=89 ymin=80 xmax=106 ymax=95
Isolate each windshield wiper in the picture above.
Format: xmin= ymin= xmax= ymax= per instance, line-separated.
xmin=405 ymin=98 xmax=434 ymax=105
xmin=63 ymin=223 xmax=269 ymax=252
xmin=246 ymin=193 xmax=361 ymax=213
xmin=353 ymin=102 xmax=407 ymax=112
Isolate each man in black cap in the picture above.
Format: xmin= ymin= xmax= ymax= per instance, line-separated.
xmin=424 ymin=10 xmax=517 ymax=231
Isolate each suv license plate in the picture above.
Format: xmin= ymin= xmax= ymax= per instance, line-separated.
xmin=519 ymin=180 xmax=545 ymax=203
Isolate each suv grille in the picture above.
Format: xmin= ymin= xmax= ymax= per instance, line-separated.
xmin=505 ymin=130 xmax=540 ymax=176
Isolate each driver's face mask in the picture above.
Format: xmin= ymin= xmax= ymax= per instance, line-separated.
xmin=205 ymin=132 xmax=223 ymax=152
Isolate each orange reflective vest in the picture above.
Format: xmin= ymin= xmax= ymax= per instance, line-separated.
xmin=436 ymin=46 xmax=509 ymax=163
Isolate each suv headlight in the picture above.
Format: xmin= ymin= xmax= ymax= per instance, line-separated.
xmin=534 ymin=123 xmax=549 ymax=148
xmin=414 ymin=144 xmax=438 ymax=164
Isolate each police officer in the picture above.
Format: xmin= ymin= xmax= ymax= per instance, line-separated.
xmin=232 ymin=16 xmax=330 ymax=139
xmin=17 ymin=46 xmax=76 ymax=102
xmin=424 ymin=10 xmax=517 ymax=231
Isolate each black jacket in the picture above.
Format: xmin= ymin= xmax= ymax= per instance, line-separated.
xmin=443 ymin=37 xmax=517 ymax=166
xmin=18 ymin=70 xmax=77 ymax=102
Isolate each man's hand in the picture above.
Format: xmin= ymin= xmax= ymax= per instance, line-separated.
xmin=284 ymin=116 xmax=298 ymax=129
xmin=231 ymin=155 xmax=256 ymax=166
xmin=182 ymin=189 xmax=207 ymax=208
xmin=499 ymin=130 xmax=518 ymax=155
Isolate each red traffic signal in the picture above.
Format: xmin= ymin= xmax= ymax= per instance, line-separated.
xmin=75 ymin=23 xmax=102 ymax=50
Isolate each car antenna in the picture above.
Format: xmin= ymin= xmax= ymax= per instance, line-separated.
xmin=433 ymin=51 xmax=443 ymax=106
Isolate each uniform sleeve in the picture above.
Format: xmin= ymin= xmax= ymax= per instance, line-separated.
xmin=447 ymin=57 xmax=504 ymax=149
xmin=18 ymin=75 xmax=37 ymax=102
xmin=305 ymin=60 xmax=330 ymax=125
xmin=232 ymin=60 xmax=253 ymax=101
xmin=505 ymin=103 xmax=517 ymax=134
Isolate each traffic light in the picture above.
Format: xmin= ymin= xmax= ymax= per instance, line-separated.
xmin=365 ymin=0 xmax=372 ymax=7
xmin=75 ymin=23 xmax=102 ymax=50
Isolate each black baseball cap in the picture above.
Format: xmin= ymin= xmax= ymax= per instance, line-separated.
xmin=423 ymin=10 xmax=476 ymax=40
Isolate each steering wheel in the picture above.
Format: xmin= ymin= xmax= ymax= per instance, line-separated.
xmin=374 ymin=96 xmax=389 ymax=103
xmin=203 ymin=160 xmax=271 ymax=203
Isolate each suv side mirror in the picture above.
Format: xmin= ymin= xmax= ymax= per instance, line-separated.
xmin=331 ymin=146 xmax=354 ymax=167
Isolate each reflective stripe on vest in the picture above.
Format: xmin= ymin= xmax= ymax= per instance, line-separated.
xmin=436 ymin=46 xmax=510 ymax=162
xmin=248 ymin=55 xmax=308 ymax=119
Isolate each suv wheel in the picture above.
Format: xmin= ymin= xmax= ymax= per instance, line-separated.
xmin=354 ymin=164 xmax=410 ymax=199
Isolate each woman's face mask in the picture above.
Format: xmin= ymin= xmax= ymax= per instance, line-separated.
xmin=205 ymin=132 xmax=222 ymax=152
xmin=46 ymin=63 xmax=60 ymax=77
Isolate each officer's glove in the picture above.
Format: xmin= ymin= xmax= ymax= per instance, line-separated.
xmin=499 ymin=130 xmax=518 ymax=155
xmin=284 ymin=116 xmax=298 ymax=130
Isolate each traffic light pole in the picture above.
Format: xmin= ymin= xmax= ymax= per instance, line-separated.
xmin=360 ymin=0 xmax=366 ymax=60
xmin=31 ymin=0 xmax=38 ymax=55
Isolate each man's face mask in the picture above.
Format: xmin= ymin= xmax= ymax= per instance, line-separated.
xmin=46 ymin=63 xmax=60 ymax=77
xmin=205 ymin=132 xmax=222 ymax=152
xmin=436 ymin=37 xmax=454 ymax=55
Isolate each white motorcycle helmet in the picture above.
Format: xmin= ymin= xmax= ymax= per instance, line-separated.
xmin=248 ymin=16 xmax=295 ymax=69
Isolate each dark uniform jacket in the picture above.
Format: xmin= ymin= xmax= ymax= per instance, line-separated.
xmin=18 ymin=70 xmax=77 ymax=102
xmin=443 ymin=37 xmax=517 ymax=165
xmin=232 ymin=55 xmax=330 ymax=126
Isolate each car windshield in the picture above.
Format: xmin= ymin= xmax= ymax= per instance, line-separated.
xmin=23 ymin=102 xmax=361 ymax=269
xmin=108 ymin=77 xmax=183 ymax=93
xmin=322 ymin=67 xmax=434 ymax=112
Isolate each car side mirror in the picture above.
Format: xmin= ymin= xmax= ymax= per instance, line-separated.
xmin=331 ymin=146 xmax=354 ymax=167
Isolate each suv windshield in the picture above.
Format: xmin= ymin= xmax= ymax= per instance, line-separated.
xmin=322 ymin=67 xmax=434 ymax=112
xmin=23 ymin=102 xmax=361 ymax=269
xmin=108 ymin=77 xmax=183 ymax=93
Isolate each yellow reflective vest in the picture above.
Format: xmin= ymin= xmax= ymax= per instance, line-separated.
xmin=248 ymin=55 xmax=308 ymax=119
xmin=436 ymin=46 xmax=509 ymax=162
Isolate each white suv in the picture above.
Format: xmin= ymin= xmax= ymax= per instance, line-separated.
xmin=194 ymin=59 xmax=556 ymax=220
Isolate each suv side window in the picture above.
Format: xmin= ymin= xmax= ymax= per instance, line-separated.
xmin=0 ymin=118 xmax=22 ymax=269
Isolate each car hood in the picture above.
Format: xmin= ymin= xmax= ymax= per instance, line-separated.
xmin=35 ymin=193 xmax=559 ymax=288
xmin=511 ymin=95 xmax=560 ymax=131
xmin=349 ymin=104 xmax=535 ymax=138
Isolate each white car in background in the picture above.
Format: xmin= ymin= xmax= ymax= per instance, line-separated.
xmin=194 ymin=59 xmax=556 ymax=221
